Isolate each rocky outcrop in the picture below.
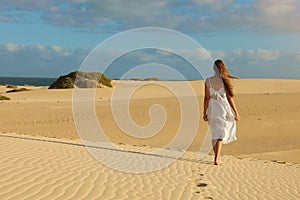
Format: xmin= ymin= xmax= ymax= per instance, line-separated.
xmin=48 ymin=71 xmax=112 ymax=89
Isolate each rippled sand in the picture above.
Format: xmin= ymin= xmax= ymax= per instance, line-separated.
xmin=0 ymin=79 xmax=300 ymax=199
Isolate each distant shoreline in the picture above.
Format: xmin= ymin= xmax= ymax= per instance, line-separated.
xmin=0 ymin=77 xmax=56 ymax=86
xmin=1 ymin=76 xmax=300 ymax=87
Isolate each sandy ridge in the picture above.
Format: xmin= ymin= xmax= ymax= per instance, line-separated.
xmin=1 ymin=132 xmax=299 ymax=199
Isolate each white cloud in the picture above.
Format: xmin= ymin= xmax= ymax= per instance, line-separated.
xmin=191 ymin=0 xmax=234 ymax=11
xmin=2 ymin=43 xmax=73 ymax=58
xmin=248 ymin=0 xmax=300 ymax=32
xmin=0 ymin=14 xmax=15 ymax=22
xmin=0 ymin=0 xmax=58 ymax=10
xmin=208 ymin=48 xmax=300 ymax=79
xmin=210 ymin=48 xmax=280 ymax=65
xmin=99 ymin=47 xmax=300 ymax=79
xmin=1 ymin=0 xmax=299 ymax=33
xmin=256 ymin=49 xmax=280 ymax=61
xmin=4 ymin=43 xmax=23 ymax=52
xmin=0 ymin=43 xmax=299 ymax=79
xmin=0 ymin=43 xmax=89 ymax=77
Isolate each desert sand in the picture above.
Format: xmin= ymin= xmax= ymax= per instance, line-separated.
xmin=0 ymin=79 xmax=300 ymax=199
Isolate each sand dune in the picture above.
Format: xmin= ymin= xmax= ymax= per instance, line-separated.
xmin=0 ymin=132 xmax=299 ymax=199
xmin=0 ymin=79 xmax=300 ymax=161
xmin=0 ymin=79 xmax=300 ymax=199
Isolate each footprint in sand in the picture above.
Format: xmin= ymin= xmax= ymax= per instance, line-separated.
xmin=271 ymin=160 xmax=286 ymax=164
xmin=197 ymin=183 xmax=208 ymax=187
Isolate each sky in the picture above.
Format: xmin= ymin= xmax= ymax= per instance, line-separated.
xmin=0 ymin=0 xmax=300 ymax=79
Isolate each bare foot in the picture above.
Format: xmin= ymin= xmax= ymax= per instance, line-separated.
xmin=214 ymin=158 xmax=225 ymax=165
xmin=215 ymin=161 xmax=225 ymax=165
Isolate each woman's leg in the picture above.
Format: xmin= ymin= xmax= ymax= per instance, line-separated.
xmin=215 ymin=139 xmax=223 ymax=165
xmin=212 ymin=139 xmax=217 ymax=163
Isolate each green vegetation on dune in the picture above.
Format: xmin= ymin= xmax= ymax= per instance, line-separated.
xmin=98 ymin=74 xmax=112 ymax=87
xmin=0 ymin=95 xmax=10 ymax=100
xmin=130 ymin=77 xmax=160 ymax=81
xmin=6 ymin=88 xmax=30 ymax=93
xmin=6 ymin=85 xmax=17 ymax=89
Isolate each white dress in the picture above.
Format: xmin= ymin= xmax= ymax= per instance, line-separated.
xmin=206 ymin=77 xmax=237 ymax=144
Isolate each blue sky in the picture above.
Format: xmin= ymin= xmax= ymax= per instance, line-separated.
xmin=0 ymin=0 xmax=299 ymax=79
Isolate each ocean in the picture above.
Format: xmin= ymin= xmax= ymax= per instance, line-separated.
xmin=0 ymin=77 xmax=56 ymax=86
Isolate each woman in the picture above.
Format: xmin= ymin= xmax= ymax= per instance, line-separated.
xmin=203 ymin=59 xmax=240 ymax=165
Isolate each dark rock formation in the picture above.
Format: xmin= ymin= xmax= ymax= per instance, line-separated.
xmin=48 ymin=71 xmax=112 ymax=89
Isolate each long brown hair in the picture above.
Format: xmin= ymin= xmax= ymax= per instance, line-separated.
xmin=214 ymin=59 xmax=238 ymax=97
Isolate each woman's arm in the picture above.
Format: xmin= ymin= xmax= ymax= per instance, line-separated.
xmin=226 ymin=92 xmax=240 ymax=121
xmin=203 ymin=80 xmax=210 ymax=121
